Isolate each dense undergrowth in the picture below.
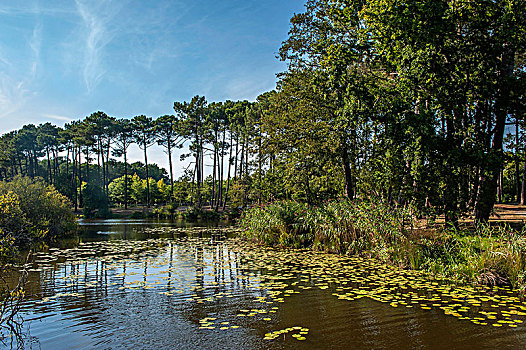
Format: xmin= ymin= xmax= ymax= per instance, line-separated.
xmin=240 ymin=200 xmax=526 ymax=293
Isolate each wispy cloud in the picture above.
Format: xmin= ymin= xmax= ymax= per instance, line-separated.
xmin=74 ymin=0 xmax=142 ymax=94
xmin=0 ymin=75 xmax=31 ymax=120
xmin=29 ymin=21 xmax=42 ymax=78
xmin=0 ymin=5 xmax=42 ymax=120
xmin=43 ymin=113 xmax=73 ymax=122
xmin=0 ymin=2 xmax=76 ymax=15
xmin=74 ymin=0 xmax=114 ymax=93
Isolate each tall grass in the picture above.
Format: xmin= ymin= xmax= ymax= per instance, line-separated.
xmin=240 ymin=199 xmax=411 ymax=252
xmin=240 ymin=199 xmax=526 ymax=292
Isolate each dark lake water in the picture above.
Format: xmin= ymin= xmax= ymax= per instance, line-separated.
xmin=2 ymin=219 xmax=526 ymax=349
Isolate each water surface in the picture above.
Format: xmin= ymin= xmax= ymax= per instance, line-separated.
xmin=2 ymin=219 xmax=526 ymax=349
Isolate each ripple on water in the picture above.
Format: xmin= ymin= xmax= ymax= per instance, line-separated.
xmin=4 ymin=228 xmax=526 ymax=349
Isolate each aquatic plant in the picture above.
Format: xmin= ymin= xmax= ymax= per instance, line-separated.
xmin=240 ymin=199 xmax=410 ymax=253
xmin=240 ymin=201 xmax=313 ymax=248
xmin=8 ymin=230 xmax=526 ymax=348
xmin=240 ymin=200 xmax=526 ymax=292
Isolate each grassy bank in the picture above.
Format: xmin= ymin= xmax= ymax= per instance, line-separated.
xmin=239 ymin=200 xmax=526 ymax=293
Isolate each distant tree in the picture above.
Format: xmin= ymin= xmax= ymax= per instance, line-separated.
xmin=155 ymin=114 xmax=183 ymax=201
xmin=37 ymin=122 xmax=60 ymax=184
xmin=82 ymin=182 xmax=110 ymax=218
xmin=113 ymin=119 xmax=134 ymax=209
xmin=132 ymin=115 xmax=155 ymax=207
xmin=130 ymin=173 xmax=146 ymax=205
xmin=174 ymin=96 xmax=208 ymax=206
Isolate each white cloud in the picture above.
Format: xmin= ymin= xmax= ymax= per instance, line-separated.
xmin=74 ymin=0 xmax=117 ymax=93
xmin=0 ymin=22 xmax=42 ymax=120
xmin=0 ymin=4 xmax=44 ymax=121
xmin=29 ymin=21 xmax=42 ymax=78
xmin=43 ymin=113 xmax=73 ymax=122
xmin=0 ymin=3 xmax=74 ymax=16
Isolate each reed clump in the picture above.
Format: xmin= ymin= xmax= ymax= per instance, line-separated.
xmin=239 ymin=199 xmax=526 ymax=292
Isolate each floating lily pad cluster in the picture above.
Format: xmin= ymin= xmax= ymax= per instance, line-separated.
xmin=142 ymin=227 xmax=241 ymax=237
xmin=264 ymin=326 xmax=309 ymax=341
xmin=226 ymin=240 xmax=526 ymax=329
xmin=198 ymin=317 xmax=241 ymax=330
xmin=23 ymin=239 xmax=168 ymax=272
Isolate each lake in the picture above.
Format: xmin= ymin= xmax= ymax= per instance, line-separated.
xmin=2 ymin=219 xmax=526 ymax=349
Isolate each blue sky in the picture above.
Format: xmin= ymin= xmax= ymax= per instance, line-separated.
xmin=0 ymin=0 xmax=305 ymax=174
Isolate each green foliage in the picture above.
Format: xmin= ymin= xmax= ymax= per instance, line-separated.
xmin=240 ymin=200 xmax=311 ymax=248
xmin=109 ymin=174 xmax=169 ymax=207
xmin=0 ymin=192 xmax=25 ymax=262
xmin=0 ymin=177 xmax=76 ymax=262
xmin=82 ymin=182 xmax=110 ymax=218
xmin=240 ymin=199 xmax=410 ymax=251
xmin=108 ymin=174 xmax=132 ymax=204
xmin=130 ymin=173 xmax=146 ymax=204
xmin=0 ymin=0 xmax=525 ymax=224
xmin=240 ymin=199 xmax=526 ymax=291
xmin=182 ymin=207 xmax=220 ymax=222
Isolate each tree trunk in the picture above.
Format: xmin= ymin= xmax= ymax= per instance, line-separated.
xmin=216 ymin=129 xmax=226 ymax=211
xmin=46 ymin=146 xmax=52 ymax=184
xmin=124 ymin=145 xmax=128 ymax=210
xmin=444 ymin=114 xmax=460 ymax=226
xmin=100 ymin=139 xmax=106 ymax=192
xmin=341 ymin=143 xmax=354 ymax=200
xmin=258 ymin=129 xmax=262 ymax=204
xmin=53 ymin=146 xmax=58 ymax=177
xmin=73 ymin=147 xmax=78 ymax=212
xmin=474 ymin=48 xmax=514 ymax=222
xmin=223 ymin=130 xmax=233 ymax=211
xmin=234 ymin=132 xmax=239 ymax=179
xmin=167 ymin=139 xmax=174 ymax=201
xmin=521 ymin=159 xmax=526 ymax=206
xmin=244 ymin=134 xmax=249 ymax=206
xmin=516 ymin=118 xmax=521 ymax=202
xmin=144 ymin=138 xmax=150 ymax=208
xmin=211 ymin=129 xmax=217 ymax=208
xmin=85 ymin=146 xmax=90 ymax=184
xmin=66 ymin=146 xmax=70 ymax=176
xmin=32 ymin=150 xmax=38 ymax=178
xmin=78 ymin=146 xmax=83 ymax=209
xmin=239 ymin=138 xmax=244 ymax=180
xmin=497 ymin=170 xmax=502 ymax=203
xmin=106 ymin=139 xmax=111 ymax=194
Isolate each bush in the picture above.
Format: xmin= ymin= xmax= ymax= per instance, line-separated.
xmin=182 ymin=207 xmax=220 ymax=222
xmin=0 ymin=176 xmax=76 ymax=246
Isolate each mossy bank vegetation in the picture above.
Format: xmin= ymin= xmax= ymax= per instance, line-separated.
xmin=240 ymin=200 xmax=526 ymax=293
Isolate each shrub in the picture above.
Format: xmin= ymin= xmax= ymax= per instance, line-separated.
xmin=0 ymin=176 xmax=76 ymax=247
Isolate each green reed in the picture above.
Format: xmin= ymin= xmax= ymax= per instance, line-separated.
xmin=240 ymin=199 xmax=526 ymax=292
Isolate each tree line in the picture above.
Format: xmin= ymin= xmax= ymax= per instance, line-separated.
xmin=0 ymin=0 xmax=525 ymax=225
xmin=0 ymin=100 xmax=266 ymax=214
